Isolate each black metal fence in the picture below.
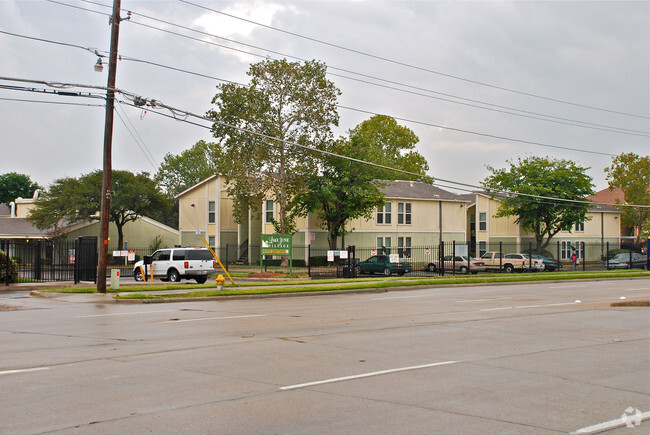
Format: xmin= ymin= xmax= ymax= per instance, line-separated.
xmin=3 ymin=239 xmax=646 ymax=285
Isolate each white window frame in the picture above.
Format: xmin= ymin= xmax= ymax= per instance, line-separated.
xmin=376 ymin=236 xmax=392 ymax=254
xmin=398 ymin=202 xmax=412 ymax=225
xmin=397 ymin=236 xmax=412 ymax=258
xmin=208 ymin=201 xmax=216 ymax=224
xmin=479 ymin=212 xmax=487 ymax=231
xmin=574 ymin=222 xmax=585 ymax=232
xmin=265 ymin=200 xmax=274 ymax=223
xmin=377 ymin=202 xmax=392 ymax=225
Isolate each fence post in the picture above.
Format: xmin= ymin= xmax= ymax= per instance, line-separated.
xmin=452 ymin=240 xmax=456 ymax=275
xmin=582 ymin=241 xmax=586 ymax=271
xmin=5 ymin=243 xmax=9 ymax=286
xmin=308 ymin=244 xmax=311 ymax=277
xmin=225 ymin=244 xmax=229 ymax=271
xmin=35 ymin=240 xmax=42 ymax=281
xmin=439 ymin=240 xmax=444 ymax=276
xmin=499 ymin=241 xmax=503 ymax=271
xmin=606 ymin=242 xmax=609 ymax=270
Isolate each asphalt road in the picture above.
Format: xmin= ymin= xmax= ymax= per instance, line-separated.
xmin=1 ymin=279 xmax=649 ymax=434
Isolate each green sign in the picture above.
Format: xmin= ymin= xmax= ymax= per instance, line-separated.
xmin=261 ymin=234 xmax=292 ymax=255
xmin=261 ymin=234 xmax=293 ymax=273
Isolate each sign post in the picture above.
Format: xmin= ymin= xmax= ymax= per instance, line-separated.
xmin=261 ymin=234 xmax=293 ymax=274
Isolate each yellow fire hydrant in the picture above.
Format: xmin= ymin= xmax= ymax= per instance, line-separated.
xmin=216 ymin=274 xmax=225 ymax=291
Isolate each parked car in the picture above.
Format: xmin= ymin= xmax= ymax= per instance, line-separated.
xmin=606 ymin=252 xmax=648 ymax=270
xmin=427 ymin=255 xmax=486 ymax=274
xmin=133 ymin=247 xmax=216 ymax=283
xmin=480 ymin=252 xmax=544 ymax=273
xmin=355 ymin=255 xmax=411 ymax=276
xmin=530 ymin=254 xmax=563 ymax=272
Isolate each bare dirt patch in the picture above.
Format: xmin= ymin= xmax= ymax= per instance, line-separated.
xmin=610 ymin=300 xmax=650 ymax=307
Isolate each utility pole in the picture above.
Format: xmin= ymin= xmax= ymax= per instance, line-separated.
xmin=97 ymin=0 xmax=123 ymax=293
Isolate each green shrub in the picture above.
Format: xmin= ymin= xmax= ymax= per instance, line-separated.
xmin=0 ymin=250 xmax=19 ymax=283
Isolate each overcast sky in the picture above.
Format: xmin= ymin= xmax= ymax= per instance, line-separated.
xmin=1 ymin=0 xmax=648 ymax=196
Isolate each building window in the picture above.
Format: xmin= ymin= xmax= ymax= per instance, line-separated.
xmin=479 ymin=213 xmax=487 ymax=231
xmin=479 ymin=241 xmax=487 ymax=257
xmin=209 ymin=236 xmax=215 ymax=249
xmin=265 ymin=200 xmax=274 ymax=223
xmin=208 ymin=201 xmax=215 ymax=224
xmin=398 ymin=202 xmax=412 ymax=225
xmin=398 ymin=236 xmax=411 ymax=258
xmin=377 ymin=236 xmax=391 ymax=254
xmin=574 ymin=222 xmax=585 ymax=232
xmin=561 ymin=241 xmax=584 ymax=260
xmin=377 ymin=202 xmax=392 ymax=224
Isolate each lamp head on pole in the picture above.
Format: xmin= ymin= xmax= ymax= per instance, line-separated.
xmin=94 ymin=58 xmax=104 ymax=72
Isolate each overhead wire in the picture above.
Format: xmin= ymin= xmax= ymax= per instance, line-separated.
xmin=1 ymin=74 xmax=647 ymax=211
xmin=41 ymin=2 xmax=649 ymax=135
xmin=178 ymin=0 xmax=649 ymax=120
xmin=114 ymin=104 xmax=159 ymax=170
xmin=0 ymin=29 xmax=638 ymax=156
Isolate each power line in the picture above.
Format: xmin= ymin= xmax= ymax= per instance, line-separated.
xmin=2 ymin=75 xmax=647 ymax=210
xmin=178 ymin=0 xmax=649 ymax=120
xmin=114 ymin=104 xmax=158 ymax=170
xmin=0 ymin=96 xmax=104 ymax=107
xmin=37 ymin=3 xmax=650 ymax=134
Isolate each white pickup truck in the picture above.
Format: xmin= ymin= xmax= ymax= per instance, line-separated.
xmin=480 ymin=252 xmax=544 ymax=273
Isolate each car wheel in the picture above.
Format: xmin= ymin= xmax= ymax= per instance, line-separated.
xmin=427 ymin=263 xmax=436 ymax=273
xmin=355 ymin=265 xmax=362 ymax=275
xmin=195 ymin=276 xmax=207 ymax=284
xmin=168 ymin=269 xmax=181 ymax=282
xmin=134 ymin=269 xmax=143 ymax=282
xmin=471 ymin=271 xmax=479 ymax=275
xmin=459 ymin=266 xmax=468 ymax=275
xmin=383 ymin=267 xmax=392 ymax=276
xmin=504 ymin=264 xmax=514 ymax=273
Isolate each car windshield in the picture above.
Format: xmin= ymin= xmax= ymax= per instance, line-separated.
xmin=612 ymin=253 xmax=631 ymax=260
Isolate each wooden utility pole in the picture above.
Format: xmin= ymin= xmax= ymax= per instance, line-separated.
xmin=97 ymin=0 xmax=122 ymax=293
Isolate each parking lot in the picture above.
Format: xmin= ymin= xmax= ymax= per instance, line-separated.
xmin=1 ymin=278 xmax=648 ymax=433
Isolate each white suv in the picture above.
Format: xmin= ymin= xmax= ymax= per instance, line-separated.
xmin=133 ymin=248 xmax=216 ymax=283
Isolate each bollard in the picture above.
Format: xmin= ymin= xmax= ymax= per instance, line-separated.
xmin=110 ymin=269 xmax=120 ymax=290
xmin=216 ymin=274 xmax=225 ymax=291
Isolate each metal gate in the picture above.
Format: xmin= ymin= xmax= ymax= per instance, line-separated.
xmin=74 ymin=236 xmax=97 ymax=283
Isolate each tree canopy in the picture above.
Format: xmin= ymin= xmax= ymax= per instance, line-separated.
xmin=154 ymin=140 xmax=220 ymax=197
xmin=604 ymin=152 xmax=650 ymax=243
xmin=206 ymin=58 xmax=341 ymax=233
xmin=0 ymin=172 xmax=41 ymax=204
xmin=28 ymin=170 xmax=170 ymax=250
xmin=482 ymin=156 xmax=594 ymax=252
xmin=294 ymin=115 xmax=430 ymax=250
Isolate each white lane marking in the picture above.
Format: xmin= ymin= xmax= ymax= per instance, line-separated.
xmin=0 ymin=367 xmax=50 ymax=376
xmin=280 ymin=360 xmax=460 ymax=390
xmin=456 ymin=297 xmax=513 ymax=303
xmin=161 ymin=314 xmax=266 ymax=324
xmin=571 ymin=410 xmax=650 ymax=434
xmin=480 ymin=302 xmax=577 ymax=311
xmin=76 ymin=310 xmax=177 ymax=318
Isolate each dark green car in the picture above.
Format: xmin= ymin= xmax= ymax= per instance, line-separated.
xmin=355 ymin=255 xmax=412 ymax=276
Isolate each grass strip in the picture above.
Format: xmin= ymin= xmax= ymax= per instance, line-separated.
xmin=112 ymin=270 xmax=649 ymax=300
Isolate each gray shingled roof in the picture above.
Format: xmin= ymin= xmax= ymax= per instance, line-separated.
xmin=380 ymin=180 xmax=471 ymax=202
xmin=0 ymin=218 xmax=50 ymax=238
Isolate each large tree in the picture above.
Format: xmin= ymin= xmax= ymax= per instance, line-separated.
xmin=482 ymin=156 xmax=594 ymax=253
xmin=294 ymin=115 xmax=430 ymax=250
xmin=0 ymin=172 xmax=41 ymax=204
xmin=604 ymin=152 xmax=650 ymax=243
xmin=206 ymin=58 xmax=340 ymax=234
xmin=154 ymin=140 xmax=220 ymax=197
xmin=28 ymin=170 xmax=170 ymax=250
